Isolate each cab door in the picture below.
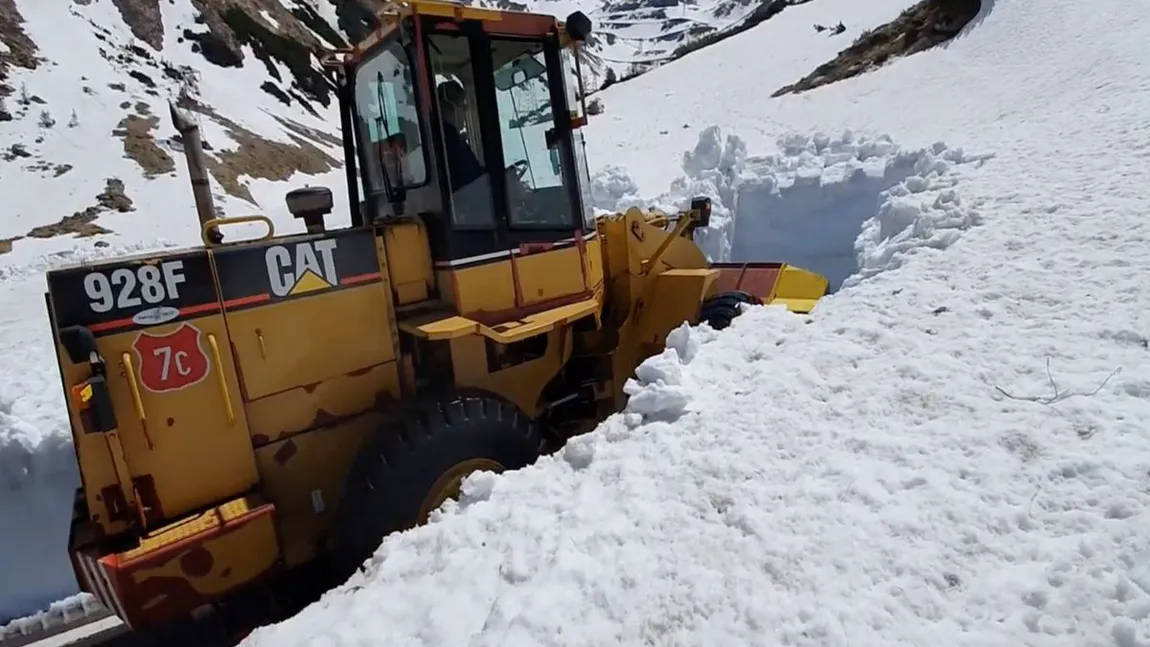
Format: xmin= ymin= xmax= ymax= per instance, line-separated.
xmin=485 ymin=31 xmax=591 ymax=306
xmin=421 ymin=21 xmax=592 ymax=313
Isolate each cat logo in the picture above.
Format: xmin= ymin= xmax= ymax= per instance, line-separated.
xmin=265 ymin=239 xmax=339 ymax=298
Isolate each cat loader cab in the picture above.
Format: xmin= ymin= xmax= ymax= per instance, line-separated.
xmin=44 ymin=1 xmax=829 ymax=642
xmin=329 ymin=0 xmax=600 ymax=330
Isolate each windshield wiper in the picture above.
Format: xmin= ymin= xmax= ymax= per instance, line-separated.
xmin=374 ymin=70 xmax=404 ymax=207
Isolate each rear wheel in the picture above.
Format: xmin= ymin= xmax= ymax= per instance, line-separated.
xmin=327 ymin=391 xmax=542 ymax=583
xmin=699 ymin=290 xmax=762 ymax=330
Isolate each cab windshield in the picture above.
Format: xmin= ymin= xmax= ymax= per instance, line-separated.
xmin=494 ymin=45 xmax=570 ymax=227
xmin=427 ymin=33 xmax=576 ymax=229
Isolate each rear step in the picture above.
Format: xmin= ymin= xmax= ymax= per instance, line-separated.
xmin=69 ymin=494 xmax=280 ymax=633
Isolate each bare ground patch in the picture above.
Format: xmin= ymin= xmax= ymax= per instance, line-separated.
xmin=113 ymin=104 xmax=176 ymax=177
xmin=772 ymin=0 xmax=982 ymax=97
xmin=25 ymin=178 xmax=134 ymax=240
xmin=1 ymin=179 xmax=137 ymax=255
xmin=178 ymin=97 xmax=340 ymax=204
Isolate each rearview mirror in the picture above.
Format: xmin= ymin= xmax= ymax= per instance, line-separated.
xmin=495 ymin=56 xmax=546 ymax=91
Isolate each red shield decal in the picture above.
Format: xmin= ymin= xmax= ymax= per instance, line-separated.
xmin=131 ymin=323 xmax=210 ymax=393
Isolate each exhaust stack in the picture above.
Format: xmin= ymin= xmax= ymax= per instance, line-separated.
xmin=168 ymin=102 xmax=222 ymax=243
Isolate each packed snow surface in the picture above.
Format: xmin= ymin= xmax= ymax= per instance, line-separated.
xmin=239 ymin=0 xmax=1150 ymax=644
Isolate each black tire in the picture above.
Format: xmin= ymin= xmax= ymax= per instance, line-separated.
xmin=699 ymin=290 xmax=762 ymax=330
xmin=326 ymin=391 xmax=542 ymax=583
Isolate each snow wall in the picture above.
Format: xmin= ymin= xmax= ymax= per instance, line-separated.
xmin=0 ymin=126 xmax=989 ymax=626
xmin=592 ymin=126 xmax=991 ymax=292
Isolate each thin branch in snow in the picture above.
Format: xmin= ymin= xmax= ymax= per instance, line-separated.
xmin=995 ymin=358 xmax=1120 ymax=406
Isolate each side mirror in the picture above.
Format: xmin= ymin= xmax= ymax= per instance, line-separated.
xmin=59 ymin=325 xmax=99 ymax=364
xmin=287 ymin=186 xmax=334 ymax=234
xmin=690 ymin=196 xmax=711 ymax=228
xmin=565 ymin=11 xmax=592 ymax=41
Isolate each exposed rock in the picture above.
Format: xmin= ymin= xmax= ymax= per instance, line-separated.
xmin=96 ymin=177 xmax=135 ymax=213
xmin=669 ymin=0 xmax=811 ymax=61
xmin=2 ymin=143 xmax=29 ymax=161
xmin=0 ymin=0 xmax=40 ymax=103
xmin=330 ymin=0 xmax=384 ymax=44
xmin=772 ymin=0 xmax=982 ymax=97
xmin=22 ymin=159 xmax=73 ymax=177
xmin=288 ymin=2 xmax=349 ymax=48
xmin=110 ymin=0 xmax=164 ymax=51
xmin=184 ymin=0 xmax=337 ymax=110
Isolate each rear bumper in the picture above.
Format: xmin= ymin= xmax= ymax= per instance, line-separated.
xmin=69 ymin=494 xmax=280 ymax=630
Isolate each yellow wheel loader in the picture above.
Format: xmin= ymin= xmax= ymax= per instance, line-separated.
xmin=44 ymin=0 xmax=828 ymax=640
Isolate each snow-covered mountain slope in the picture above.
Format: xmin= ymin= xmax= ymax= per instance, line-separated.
xmin=235 ymin=0 xmax=1150 ymax=645
xmin=475 ymin=0 xmax=824 ymax=89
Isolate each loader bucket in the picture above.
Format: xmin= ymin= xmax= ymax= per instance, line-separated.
xmin=710 ymin=262 xmax=829 ymax=314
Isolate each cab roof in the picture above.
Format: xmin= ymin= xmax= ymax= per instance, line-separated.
xmin=349 ymin=0 xmax=573 ymax=59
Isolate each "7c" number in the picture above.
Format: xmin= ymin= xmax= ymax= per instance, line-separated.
xmin=153 ymin=346 xmax=192 ymax=382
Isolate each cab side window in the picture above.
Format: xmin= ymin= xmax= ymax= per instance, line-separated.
xmin=428 ymin=33 xmax=499 ymax=229
xmin=354 ymin=41 xmax=428 ymax=193
xmin=491 ymin=39 xmax=575 ymax=229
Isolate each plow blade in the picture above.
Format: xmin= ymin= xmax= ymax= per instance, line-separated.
xmin=710 ymin=262 xmax=829 ymax=314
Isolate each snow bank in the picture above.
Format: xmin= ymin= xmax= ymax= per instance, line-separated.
xmin=0 ymin=243 xmax=178 ymax=624
xmin=0 ymin=594 xmax=105 ymax=643
xmin=243 ymin=283 xmax=1150 ymax=647
xmin=0 ymin=289 xmax=82 ymax=624
xmin=594 ymin=126 xmax=992 ymax=291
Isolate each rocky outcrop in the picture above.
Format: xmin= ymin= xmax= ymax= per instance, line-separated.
xmin=0 ymin=0 xmax=40 ymax=110
xmin=773 ymin=0 xmax=981 ymax=97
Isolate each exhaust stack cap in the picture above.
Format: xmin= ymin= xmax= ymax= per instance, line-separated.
xmin=286 ymin=186 xmax=333 ymax=234
xmin=565 ymin=11 xmax=592 ymax=41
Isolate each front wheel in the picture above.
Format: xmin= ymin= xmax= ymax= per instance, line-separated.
xmin=699 ymin=290 xmax=762 ymax=330
xmin=327 ymin=392 xmax=542 ymax=582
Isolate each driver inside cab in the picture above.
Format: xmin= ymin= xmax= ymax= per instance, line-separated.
xmin=436 ymin=79 xmax=484 ymax=192
xmin=435 ymin=77 xmax=532 ymax=225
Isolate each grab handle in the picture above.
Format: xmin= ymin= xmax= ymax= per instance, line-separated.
xmin=201 ymin=215 xmax=275 ymax=246
xmin=120 ymin=352 xmax=155 ymax=450
xmin=206 ymin=334 xmax=236 ymax=426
